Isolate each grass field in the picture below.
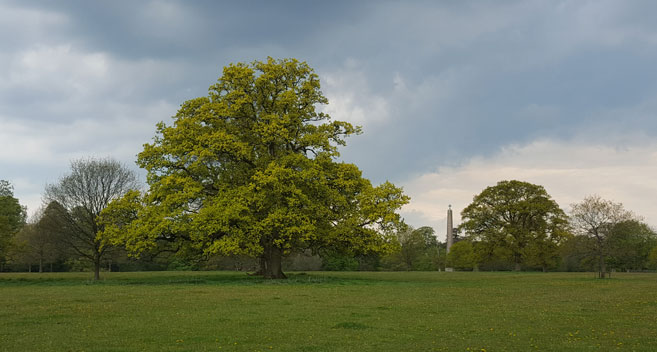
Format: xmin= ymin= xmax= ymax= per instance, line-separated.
xmin=1 ymin=271 xmax=656 ymax=351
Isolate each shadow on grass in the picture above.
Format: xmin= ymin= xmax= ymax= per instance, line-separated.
xmin=0 ymin=271 xmax=363 ymax=287
xmin=1 ymin=271 xmax=620 ymax=288
xmin=332 ymin=321 xmax=371 ymax=330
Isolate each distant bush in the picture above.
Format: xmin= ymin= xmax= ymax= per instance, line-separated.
xmin=322 ymin=253 xmax=359 ymax=271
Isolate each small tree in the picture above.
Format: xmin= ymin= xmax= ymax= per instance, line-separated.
xmin=446 ymin=241 xmax=477 ymax=270
xmin=396 ymin=226 xmax=434 ymax=270
xmin=570 ymin=195 xmax=635 ymax=278
xmin=12 ymin=206 xmax=69 ymax=273
xmin=648 ymin=246 xmax=657 ymax=270
xmin=44 ymin=158 xmax=138 ymax=280
xmin=379 ymin=225 xmax=438 ymax=271
xmin=606 ymin=220 xmax=656 ymax=272
xmin=12 ymin=223 xmax=59 ymax=272
xmin=524 ymin=227 xmax=572 ymax=272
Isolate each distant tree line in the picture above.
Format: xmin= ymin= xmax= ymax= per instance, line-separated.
xmin=447 ymin=181 xmax=657 ymax=277
xmin=320 ymin=181 xmax=657 ymax=276
xmin=2 ymin=176 xmax=657 ymax=277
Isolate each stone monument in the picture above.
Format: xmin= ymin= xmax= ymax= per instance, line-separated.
xmin=445 ymin=205 xmax=454 ymax=272
xmin=446 ymin=204 xmax=454 ymax=254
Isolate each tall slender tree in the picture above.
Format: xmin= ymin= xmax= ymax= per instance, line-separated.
xmin=0 ymin=180 xmax=26 ymax=270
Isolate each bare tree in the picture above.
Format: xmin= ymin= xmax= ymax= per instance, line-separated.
xmin=570 ymin=195 xmax=635 ymax=278
xmin=44 ymin=158 xmax=138 ymax=280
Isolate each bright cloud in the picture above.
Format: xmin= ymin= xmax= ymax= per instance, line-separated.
xmin=320 ymin=60 xmax=390 ymax=128
xmin=0 ymin=43 xmax=181 ymax=215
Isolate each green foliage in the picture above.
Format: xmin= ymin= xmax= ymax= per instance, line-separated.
xmin=166 ymin=258 xmax=200 ymax=271
xmin=557 ymin=218 xmax=655 ymax=273
xmin=460 ymin=180 xmax=569 ymax=271
xmin=0 ymin=180 xmax=27 ymax=264
xmin=100 ymin=58 xmax=408 ymax=278
xmin=397 ymin=225 xmax=430 ymax=269
xmin=447 ymin=241 xmax=477 ymax=270
xmin=379 ymin=225 xmax=441 ymax=271
xmin=321 ymin=251 xmax=359 ymax=271
xmin=353 ymin=253 xmax=382 ymax=271
xmin=648 ymin=246 xmax=657 ymax=270
xmin=557 ymin=235 xmax=596 ymax=272
xmin=10 ymin=223 xmax=59 ymax=272
xmin=43 ymin=158 xmax=138 ymax=280
xmin=570 ymin=195 xmax=636 ymax=278
xmin=0 ymin=180 xmax=13 ymax=197
xmin=523 ymin=233 xmax=567 ymax=272
xmin=606 ymin=220 xmax=657 ymax=271
xmin=411 ymin=250 xmax=442 ymax=271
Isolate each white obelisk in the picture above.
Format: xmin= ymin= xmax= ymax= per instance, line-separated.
xmin=446 ymin=205 xmax=454 ymax=254
xmin=445 ymin=205 xmax=454 ymax=272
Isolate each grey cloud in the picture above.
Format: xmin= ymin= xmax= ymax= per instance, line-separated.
xmin=13 ymin=1 xmax=371 ymax=61
xmin=3 ymin=0 xmax=657 ymax=218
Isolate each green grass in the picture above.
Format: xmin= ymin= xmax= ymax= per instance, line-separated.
xmin=1 ymin=271 xmax=657 ymax=351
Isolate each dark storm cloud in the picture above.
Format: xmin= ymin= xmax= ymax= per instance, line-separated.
xmin=13 ymin=1 xmax=370 ymax=60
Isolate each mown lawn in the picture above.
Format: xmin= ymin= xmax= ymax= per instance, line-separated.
xmin=1 ymin=271 xmax=656 ymax=351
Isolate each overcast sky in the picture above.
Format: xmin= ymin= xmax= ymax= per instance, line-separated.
xmin=2 ymin=1 xmax=657 ymax=239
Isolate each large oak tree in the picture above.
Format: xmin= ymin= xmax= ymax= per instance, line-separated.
xmin=100 ymin=58 xmax=408 ymax=279
xmin=460 ymin=180 xmax=569 ymax=271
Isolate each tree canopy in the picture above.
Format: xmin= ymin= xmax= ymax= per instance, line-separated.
xmin=0 ymin=180 xmax=26 ymax=264
xmin=392 ymin=225 xmax=438 ymax=270
xmin=100 ymin=58 xmax=408 ymax=278
xmin=606 ymin=220 xmax=657 ymax=271
xmin=459 ymin=180 xmax=569 ymax=271
xmin=446 ymin=241 xmax=477 ymax=270
xmin=570 ymin=195 xmax=636 ymax=278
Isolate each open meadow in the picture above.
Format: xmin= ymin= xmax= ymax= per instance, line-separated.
xmin=1 ymin=271 xmax=657 ymax=351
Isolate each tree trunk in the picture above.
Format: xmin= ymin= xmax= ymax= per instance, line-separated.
xmin=599 ymin=254 xmax=606 ymax=279
xmin=542 ymin=265 xmax=547 ymax=273
xmin=93 ymin=256 xmax=101 ymax=281
xmin=262 ymin=247 xmax=286 ymax=279
xmin=514 ymin=262 xmax=521 ymax=271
